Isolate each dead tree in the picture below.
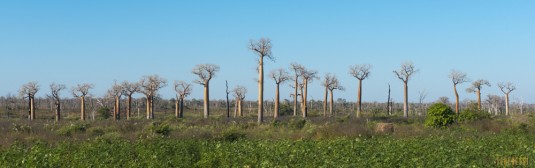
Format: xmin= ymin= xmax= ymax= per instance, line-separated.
xmin=48 ymin=83 xmax=66 ymax=121
xmin=290 ymin=63 xmax=304 ymax=116
xmin=107 ymin=81 xmax=125 ymax=120
xmin=498 ymin=82 xmax=516 ymax=116
xmin=122 ymin=81 xmax=140 ymax=120
xmin=449 ymin=70 xmax=469 ymax=114
xmin=19 ymin=82 xmax=39 ymax=120
xmin=322 ymin=74 xmax=333 ymax=117
xmin=466 ymin=79 xmax=491 ymax=110
xmin=327 ymin=75 xmax=344 ymax=116
xmin=233 ymin=85 xmax=247 ymax=117
xmin=192 ymin=64 xmax=220 ymax=118
xmin=349 ymin=64 xmax=372 ymax=118
xmin=387 ymin=84 xmax=392 ymax=115
xmin=393 ymin=62 xmax=417 ymax=118
xmin=299 ymin=67 xmax=318 ymax=118
xmin=139 ymin=75 xmax=167 ymax=119
xmin=418 ymin=90 xmax=428 ymax=116
xmin=249 ymin=38 xmax=274 ymax=123
xmin=72 ymin=83 xmax=94 ymax=121
xmin=174 ymin=80 xmax=192 ymax=118
xmin=269 ymin=68 xmax=289 ymax=119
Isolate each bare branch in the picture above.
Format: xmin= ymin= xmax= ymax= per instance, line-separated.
xmin=449 ymin=70 xmax=469 ymax=85
xmin=269 ymin=68 xmax=289 ymax=84
xmin=192 ymin=64 xmax=220 ymax=85
xmin=498 ymin=82 xmax=516 ymax=94
xmin=71 ymin=83 xmax=94 ymax=98
xmin=349 ymin=64 xmax=372 ymax=80
xmin=393 ymin=62 xmax=417 ymax=83
xmin=139 ymin=75 xmax=168 ymax=96
xmin=233 ymin=85 xmax=247 ymax=100
xmin=174 ymin=80 xmax=192 ymax=99
xmin=248 ymin=38 xmax=274 ymax=62
xmin=19 ymin=81 xmax=40 ymax=98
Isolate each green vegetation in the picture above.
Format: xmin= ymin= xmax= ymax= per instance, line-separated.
xmin=425 ymin=103 xmax=456 ymax=128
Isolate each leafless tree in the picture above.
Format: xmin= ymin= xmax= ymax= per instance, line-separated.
xmin=174 ymin=80 xmax=192 ymax=118
xmin=418 ymin=90 xmax=428 ymax=116
xmin=233 ymin=85 xmax=247 ymax=117
xmin=48 ymin=83 xmax=66 ymax=121
xmin=299 ymin=67 xmax=318 ymax=118
xmin=349 ymin=64 xmax=372 ymax=118
xmin=139 ymin=75 xmax=167 ymax=119
xmin=249 ymin=38 xmax=274 ymax=123
xmin=290 ymin=63 xmax=304 ymax=116
xmin=466 ymin=79 xmax=491 ymax=110
xmin=327 ymin=75 xmax=344 ymax=116
xmin=192 ymin=64 xmax=220 ymax=118
xmin=19 ymin=82 xmax=39 ymax=120
xmin=225 ymin=80 xmax=230 ymax=118
xmin=448 ymin=70 xmax=469 ymax=114
xmin=437 ymin=96 xmax=450 ymax=104
xmin=107 ymin=81 xmax=125 ymax=120
xmin=322 ymin=74 xmax=334 ymax=117
xmin=269 ymin=68 xmax=289 ymax=119
xmin=122 ymin=81 xmax=140 ymax=120
xmin=72 ymin=83 xmax=94 ymax=121
xmin=498 ymin=82 xmax=516 ymax=116
xmin=393 ymin=62 xmax=417 ymax=117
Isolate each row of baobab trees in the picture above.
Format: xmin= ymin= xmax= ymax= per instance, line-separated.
xmin=17 ymin=38 xmax=519 ymax=123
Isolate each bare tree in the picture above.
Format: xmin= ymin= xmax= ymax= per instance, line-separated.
xmin=48 ymin=83 xmax=66 ymax=121
xmin=107 ymin=81 xmax=125 ymax=120
xmin=393 ymin=62 xmax=417 ymax=117
xmin=299 ymin=67 xmax=318 ymax=118
xmin=418 ymin=90 xmax=428 ymax=116
xmin=498 ymin=82 xmax=516 ymax=116
xmin=290 ymin=63 xmax=304 ymax=116
xmin=122 ymin=81 xmax=140 ymax=120
xmin=249 ymin=38 xmax=274 ymax=123
xmin=72 ymin=83 xmax=94 ymax=121
xmin=269 ymin=68 xmax=289 ymax=119
xmin=448 ymin=70 xmax=469 ymax=114
xmin=19 ymin=82 xmax=39 ymax=120
xmin=327 ymin=75 xmax=344 ymax=116
xmin=225 ymin=80 xmax=230 ymax=118
xmin=349 ymin=64 xmax=372 ymax=118
xmin=139 ymin=75 xmax=167 ymax=119
xmin=192 ymin=64 xmax=220 ymax=118
xmin=466 ymin=79 xmax=491 ymax=110
xmin=322 ymin=74 xmax=334 ymax=117
xmin=174 ymin=80 xmax=192 ymax=118
xmin=233 ymin=85 xmax=247 ymax=117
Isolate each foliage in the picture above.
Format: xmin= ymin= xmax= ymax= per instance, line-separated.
xmin=57 ymin=122 xmax=88 ymax=136
xmin=150 ymin=122 xmax=171 ymax=136
xmin=425 ymin=103 xmax=455 ymax=128
xmin=458 ymin=108 xmax=491 ymax=122
xmin=97 ymin=107 xmax=111 ymax=119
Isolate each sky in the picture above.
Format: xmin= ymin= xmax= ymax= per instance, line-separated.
xmin=1 ymin=1 xmax=534 ymax=103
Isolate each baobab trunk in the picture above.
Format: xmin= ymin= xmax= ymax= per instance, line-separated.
xmin=80 ymin=96 xmax=85 ymax=121
xmin=329 ymin=90 xmax=334 ymax=116
xmin=476 ymin=89 xmax=482 ymax=110
xmin=403 ymin=82 xmax=408 ymax=118
xmin=30 ymin=97 xmax=35 ymax=120
xmin=303 ymin=79 xmax=308 ymax=118
xmin=357 ymin=79 xmax=363 ymax=118
xmin=204 ymin=83 xmax=210 ymax=118
xmin=146 ymin=97 xmax=150 ymax=119
xmin=274 ymin=83 xmax=280 ymax=119
xmin=126 ymin=96 xmax=132 ymax=120
xmin=454 ymin=85 xmax=460 ymax=114
xmin=175 ymin=99 xmax=179 ymax=118
xmin=258 ymin=59 xmax=264 ymax=123
xmin=179 ymin=98 xmax=184 ymax=118
xmin=55 ymin=100 xmax=61 ymax=121
xmin=27 ymin=96 xmax=31 ymax=119
xmin=505 ymin=94 xmax=510 ymax=116
xmin=323 ymin=86 xmax=328 ymax=117
xmin=150 ymin=95 xmax=155 ymax=119
xmin=293 ymin=76 xmax=298 ymax=116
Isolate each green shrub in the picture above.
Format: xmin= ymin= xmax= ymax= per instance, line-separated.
xmin=220 ymin=130 xmax=246 ymax=141
xmin=58 ymin=122 xmax=88 ymax=136
xmin=425 ymin=103 xmax=455 ymax=128
xmin=98 ymin=107 xmax=111 ymax=119
xmin=458 ymin=109 xmax=491 ymax=122
xmin=151 ymin=122 xmax=171 ymax=136
xmin=289 ymin=118 xmax=307 ymax=129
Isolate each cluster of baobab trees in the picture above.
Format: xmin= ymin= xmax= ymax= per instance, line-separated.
xmin=15 ymin=37 xmax=519 ymax=123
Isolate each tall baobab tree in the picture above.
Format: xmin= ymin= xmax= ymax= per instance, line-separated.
xmin=49 ymin=83 xmax=66 ymax=121
xmin=192 ymin=64 xmax=220 ymax=118
xmin=299 ymin=67 xmax=318 ymax=118
xmin=249 ymin=38 xmax=274 ymax=123
xmin=139 ymin=75 xmax=167 ymax=119
xmin=449 ymin=70 xmax=469 ymax=114
xmin=233 ymin=85 xmax=247 ymax=117
xmin=466 ymin=79 xmax=491 ymax=110
xmin=19 ymin=82 xmax=39 ymax=120
xmin=393 ymin=62 xmax=417 ymax=118
xmin=290 ymin=63 xmax=304 ymax=116
xmin=174 ymin=80 xmax=192 ymax=118
xmin=349 ymin=64 xmax=372 ymax=118
xmin=72 ymin=83 xmax=94 ymax=121
xmin=327 ymin=74 xmax=344 ymax=116
xmin=498 ymin=82 xmax=516 ymax=116
xmin=269 ymin=68 xmax=289 ymax=119
xmin=322 ymin=74 xmax=333 ymax=117
xmin=108 ymin=81 xmax=125 ymax=120
xmin=122 ymin=81 xmax=140 ymax=120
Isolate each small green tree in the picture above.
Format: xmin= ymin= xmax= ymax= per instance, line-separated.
xmin=425 ymin=103 xmax=455 ymax=128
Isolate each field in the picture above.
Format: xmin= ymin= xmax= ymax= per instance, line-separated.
xmin=1 ymin=112 xmax=535 ymax=167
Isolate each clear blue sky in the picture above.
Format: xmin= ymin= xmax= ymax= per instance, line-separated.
xmin=1 ymin=1 xmax=534 ymax=103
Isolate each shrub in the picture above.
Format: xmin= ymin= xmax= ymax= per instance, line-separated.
xmin=425 ymin=103 xmax=455 ymax=128
xmin=458 ymin=109 xmax=491 ymax=122
xmin=289 ymin=118 xmax=307 ymax=129
xmin=150 ymin=122 xmax=171 ymax=136
xmin=58 ymin=122 xmax=88 ymax=136
xmin=97 ymin=107 xmax=111 ymax=119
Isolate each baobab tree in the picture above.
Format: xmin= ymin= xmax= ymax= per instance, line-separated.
xmin=19 ymin=82 xmax=39 ymax=120
xmin=393 ymin=62 xmax=417 ymax=117
xmin=139 ymin=75 xmax=167 ymax=119
xmin=249 ymin=38 xmax=274 ymax=123
xmin=322 ymin=74 xmax=334 ymax=117
xmin=233 ymin=85 xmax=247 ymax=117
xmin=107 ymin=81 xmax=125 ymax=120
xmin=466 ymin=79 xmax=491 ymax=110
xmin=72 ymin=83 xmax=94 ymax=121
xmin=349 ymin=64 xmax=371 ymax=118
xmin=449 ymin=70 xmax=469 ymax=114
xmin=269 ymin=68 xmax=289 ymax=119
xmin=299 ymin=66 xmax=318 ymax=118
xmin=290 ymin=63 xmax=304 ymax=116
xmin=122 ymin=81 xmax=140 ymax=120
xmin=192 ymin=64 xmax=220 ymax=118
xmin=327 ymin=74 xmax=344 ymax=116
xmin=174 ymin=80 xmax=192 ymax=118
xmin=498 ymin=82 xmax=516 ymax=116
xmin=48 ymin=83 xmax=66 ymax=121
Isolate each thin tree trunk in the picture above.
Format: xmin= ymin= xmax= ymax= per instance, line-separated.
xmin=357 ymin=79 xmax=363 ymax=118
xmin=30 ymin=97 xmax=35 ymax=120
xmin=477 ymin=89 xmax=481 ymax=110
xmin=505 ymin=94 xmax=509 ymax=116
xmin=454 ymin=84 xmax=459 ymax=114
xmin=275 ymin=83 xmax=280 ymax=119
xmin=323 ymin=86 xmax=328 ymax=117
xmin=387 ymin=84 xmax=391 ymax=115
xmin=146 ymin=97 xmax=150 ymax=119
xmin=303 ymin=79 xmax=308 ymax=118
xmin=226 ymin=80 xmax=230 ymax=118
xmin=150 ymin=95 xmax=154 ymax=119
xmin=403 ymin=82 xmax=408 ymax=118
xmin=175 ymin=98 xmax=179 ymax=118
xmin=55 ymin=100 xmax=61 ymax=121
xmin=293 ymin=75 xmax=298 ymax=116
xmin=81 ymin=96 xmax=85 ymax=121
xmin=126 ymin=96 xmax=132 ymax=120
xmin=204 ymin=83 xmax=210 ymax=118
xmin=179 ymin=98 xmax=184 ymax=118
xmin=329 ymin=89 xmax=334 ymax=116
xmin=258 ymin=60 xmax=264 ymax=123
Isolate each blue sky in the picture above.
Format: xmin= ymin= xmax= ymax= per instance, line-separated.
xmin=1 ymin=1 xmax=534 ymax=103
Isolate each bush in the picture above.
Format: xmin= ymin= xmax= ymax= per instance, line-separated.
xmin=425 ymin=103 xmax=455 ymax=128
xmin=58 ymin=122 xmax=88 ymax=136
xmin=98 ymin=107 xmax=111 ymax=119
xmin=458 ymin=109 xmax=491 ymax=122
xmin=150 ymin=122 xmax=171 ymax=136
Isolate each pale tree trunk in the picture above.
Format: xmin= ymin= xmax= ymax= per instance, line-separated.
xmin=30 ymin=97 xmax=35 ymax=120
xmin=293 ymin=76 xmax=298 ymax=116
xmin=505 ymin=94 xmax=510 ymax=116
xmin=476 ymin=89 xmax=481 ymax=110
xmin=116 ymin=96 xmax=121 ymax=120
xmin=113 ymin=99 xmax=117 ymax=119
xmin=234 ymin=100 xmax=238 ymax=117
xmin=454 ymin=84 xmax=459 ymax=114
xmin=274 ymin=83 xmax=280 ymax=119
xmin=175 ymin=98 xmax=179 ymax=118
xmin=150 ymin=95 xmax=154 ymax=119
xmin=204 ymin=83 xmax=210 ymax=118
xmin=80 ymin=96 xmax=85 ymax=121
xmin=329 ymin=90 xmax=334 ymax=116
xmin=27 ymin=96 xmax=31 ymax=119
xmin=357 ymin=79 xmax=363 ymax=118
xmin=258 ymin=60 xmax=264 ymax=123
xmin=126 ymin=96 xmax=132 ymax=120
xmin=146 ymin=97 xmax=150 ymax=119
xmin=323 ymin=86 xmax=328 ymax=117
xmin=300 ymin=85 xmax=305 ymax=116
xmin=55 ymin=100 xmax=61 ymax=121
xmin=303 ymin=79 xmax=308 ymax=118
xmin=403 ymin=82 xmax=409 ymax=118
